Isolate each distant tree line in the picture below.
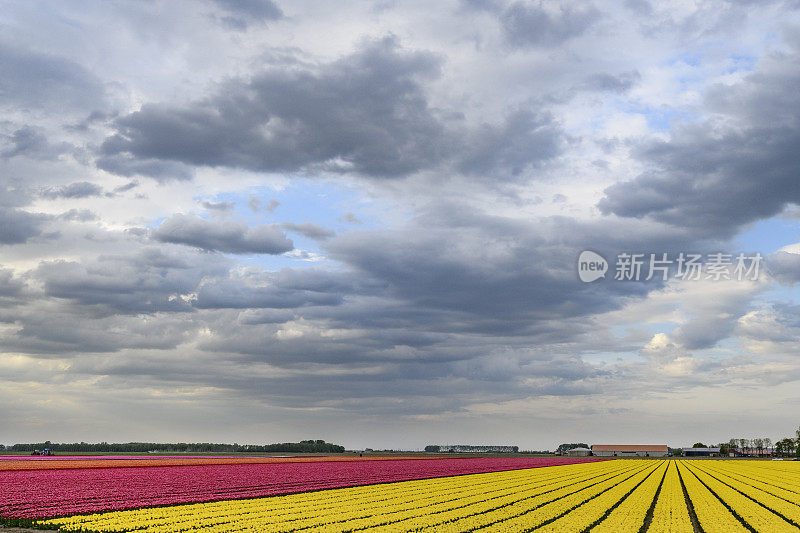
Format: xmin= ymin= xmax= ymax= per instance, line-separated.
xmin=705 ymin=426 xmax=800 ymax=457
xmin=7 ymin=439 xmax=345 ymax=453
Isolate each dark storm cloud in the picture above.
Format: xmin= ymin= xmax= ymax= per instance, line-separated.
xmin=0 ymin=183 xmax=45 ymax=243
xmin=236 ymin=308 xmax=296 ymax=325
xmin=212 ymin=0 xmax=283 ymax=19
xmin=40 ymin=181 xmax=104 ymax=199
xmin=0 ymin=267 xmax=25 ymax=297
xmin=0 ymin=208 xmax=48 ymax=244
xmin=5 ymin=310 xmax=194 ymax=356
xmin=453 ymin=351 xmax=598 ymax=383
xmin=95 ymin=155 xmax=194 ymax=182
xmin=195 ymin=280 xmax=342 ymax=309
xmin=623 ymin=0 xmax=653 ymax=16
xmin=599 ymin=42 xmax=800 ymax=237
xmin=670 ymin=312 xmax=745 ymax=350
xmin=1 ymin=202 xmax=715 ymax=414
xmin=580 ymin=71 xmax=641 ymax=93
xmin=281 ymin=222 xmax=335 ymax=240
xmin=153 ymin=214 xmax=294 ymax=254
xmin=172 ymin=206 xmax=691 ymax=386
xmin=156 ymin=215 xmax=679 ymax=401
xmin=99 ymin=37 xmax=446 ymax=179
xmin=499 ymin=2 xmax=600 ymax=48
xmin=459 ymin=0 xmax=502 ymax=11
xmin=35 ymin=247 xmax=231 ymax=315
xmin=112 ymin=180 xmax=139 ymax=194
xmin=97 ymin=37 xmax=563 ymax=181
xmin=187 ymin=323 xmax=607 ymax=410
xmin=195 ymin=268 xmax=354 ymax=309
xmin=326 ymin=209 xmax=660 ymax=325
xmin=71 ymin=346 xmax=604 ymax=414
xmin=459 ymin=0 xmax=601 ymax=48
xmin=2 ymin=127 xmax=74 ymax=160
xmin=456 ymin=109 xmax=561 ymax=178
xmin=1 ymin=192 xmax=722 ymax=413
xmin=209 ymin=0 xmax=283 ymax=29
xmin=0 ymin=41 xmax=105 ymax=111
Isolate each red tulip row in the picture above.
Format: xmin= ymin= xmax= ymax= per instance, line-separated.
xmin=0 ymin=456 xmax=602 ymax=519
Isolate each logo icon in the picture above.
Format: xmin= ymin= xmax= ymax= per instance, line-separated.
xmin=578 ymin=250 xmax=608 ymax=283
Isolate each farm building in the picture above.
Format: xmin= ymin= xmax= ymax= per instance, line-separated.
xmin=591 ymin=445 xmax=669 ymax=457
xmin=427 ymin=445 xmax=519 ymax=453
xmin=566 ymin=447 xmax=591 ymax=457
xmin=682 ymin=447 xmax=721 ymax=457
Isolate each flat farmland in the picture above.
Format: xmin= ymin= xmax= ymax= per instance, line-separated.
xmin=0 ymin=456 xmax=598 ymax=520
xmin=2 ymin=457 xmax=799 ymax=532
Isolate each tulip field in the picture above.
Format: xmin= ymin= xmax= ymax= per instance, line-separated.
xmin=1 ymin=456 xmax=800 ymax=532
xmin=0 ymin=456 xmax=593 ymax=519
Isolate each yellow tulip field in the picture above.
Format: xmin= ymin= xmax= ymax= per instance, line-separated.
xmin=36 ymin=459 xmax=800 ymax=532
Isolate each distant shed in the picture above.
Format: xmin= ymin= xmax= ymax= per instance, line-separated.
xmin=566 ymin=447 xmax=591 ymax=457
xmin=683 ymin=447 xmax=721 ymax=457
xmin=591 ymin=445 xmax=668 ymax=457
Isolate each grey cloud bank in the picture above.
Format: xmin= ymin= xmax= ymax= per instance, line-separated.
xmin=599 ymin=37 xmax=800 ymax=237
xmin=0 ymin=40 xmax=105 ymax=112
xmin=97 ymin=36 xmax=563 ymax=182
xmin=153 ymin=214 xmax=294 ymax=255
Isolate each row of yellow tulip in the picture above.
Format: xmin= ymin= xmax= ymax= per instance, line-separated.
xmin=677 ymin=460 xmax=749 ymax=533
xmin=709 ymin=460 xmax=800 ymax=495
xmin=683 ymin=461 xmax=795 ymax=532
xmin=591 ymin=461 xmax=667 ymax=532
xmin=38 ymin=459 xmax=800 ymax=532
xmin=410 ymin=462 xmax=652 ymax=532
xmin=647 ymin=461 xmax=693 ymax=533
xmin=40 ymin=461 xmax=629 ymax=532
xmin=533 ymin=462 xmax=662 ymax=533
xmin=684 ymin=461 xmax=800 ymax=529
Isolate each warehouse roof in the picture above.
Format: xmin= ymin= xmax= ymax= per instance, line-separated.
xmin=591 ymin=445 xmax=668 ymax=452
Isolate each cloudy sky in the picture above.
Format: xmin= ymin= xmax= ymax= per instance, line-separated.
xmin=2 ymin=0 xmax=800 ymax=450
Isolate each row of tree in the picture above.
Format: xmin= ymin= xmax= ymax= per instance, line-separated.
xmin=5 ymin=440 xmax=345 ymax=453
xmin=715 ymin=426 xmax=800 ymax=457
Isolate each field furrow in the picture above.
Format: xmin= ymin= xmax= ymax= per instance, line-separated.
xmin=684 ymin=462 xmax=799 ymax=531
xmin=676 ymin=461 xmax=749 ymax=533
xmin=646 ymin=461 xmax=694 ymax=533
xmin=591 ymin=460 xmax=668 ymax=532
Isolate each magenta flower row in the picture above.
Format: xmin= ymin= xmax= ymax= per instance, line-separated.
xmin=0 ymin=457 xmax=601 ymax=519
